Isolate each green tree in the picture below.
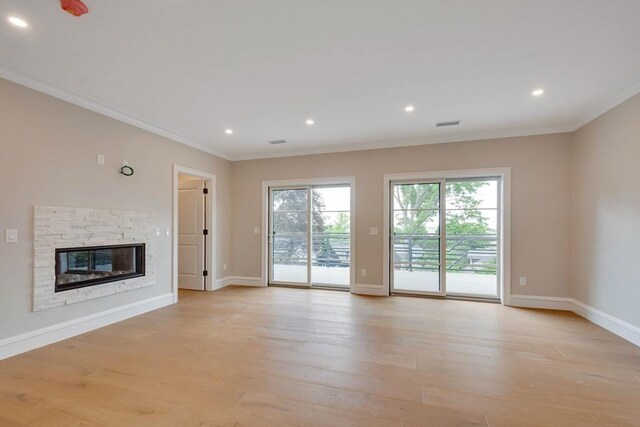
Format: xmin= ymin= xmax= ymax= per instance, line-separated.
xmin=393 ymin=181 xmax=496 ymax=274
xmin=393 ymin=181 xmax=490 ymax=235
xmin=324 ymin=212 xmax=350 ymax=234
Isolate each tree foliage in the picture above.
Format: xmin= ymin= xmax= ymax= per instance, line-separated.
xmin=393 ymin=181 xmax=492 ymax=235
xmin=272 ymin=189 xmax=325 ymax=233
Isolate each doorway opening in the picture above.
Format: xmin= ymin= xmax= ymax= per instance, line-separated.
xmin=172 ymin=165 xmax=216 ymax=301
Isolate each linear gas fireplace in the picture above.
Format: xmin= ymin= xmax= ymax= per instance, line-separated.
xmin=55 ymin=243 xmax=145 ymax=292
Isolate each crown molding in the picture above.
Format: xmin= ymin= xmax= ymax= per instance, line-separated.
xmin=0 ymin=64 xmax=233 ymax=161
xmin=229 ymin=125 xmax=572 ymax=161
xmin=3 ymin=63 xmax=637 ymax=163
xmin=571 ymin=80 xmax=640 ymax=131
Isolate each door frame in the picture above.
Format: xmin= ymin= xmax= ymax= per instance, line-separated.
xmin=383 ymin=168 xmax=511 ymax=304
xmin=261 ymin=176 xmax=356 ymax=290
xmin=172 ymin=164 xmax=217 ymax=302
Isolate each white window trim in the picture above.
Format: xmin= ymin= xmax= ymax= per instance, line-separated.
xmin=261 ymin=176 xmax=356 ymax=290
xmin=383 ymin=167 xmax=511 ymax=304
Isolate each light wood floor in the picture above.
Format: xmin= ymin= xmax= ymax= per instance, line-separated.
xmin=1 ymin=286 xmax=639 ymax=426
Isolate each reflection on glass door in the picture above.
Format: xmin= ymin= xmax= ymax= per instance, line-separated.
xmin=390 ymin=182 xmax=443 ymax=295
xmin=269 ymin=184 xmax=351 ymax=288
xmin=270 ymin=188 xmax=309 ymax=284
xmin=445 ymin=178 xmax=499 ymax=298
xmin=312 ymin=185 xmax=350 ymax=287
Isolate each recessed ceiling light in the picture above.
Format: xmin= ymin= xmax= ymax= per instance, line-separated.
xmin=8 ymin=16 xmax=28 ymax=28
xmin=532 ymin=89 xmax=544 ymax=97
xmin=224 ymin=129 xmax=233 ymax=135
xmin=305 ymin=119 xmax=315 ymax=125
xmin=404 ymin=105 xmax=415 ymax=113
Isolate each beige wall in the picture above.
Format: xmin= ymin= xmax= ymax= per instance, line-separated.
xmin=571 ymin=94 xmax=640 ymax=327
xmin=0 ymin=79 xmax=232 ymax=339
xmin=231 ymin=133 xmax=573 ymax=298
xmin=3 ymin=74 xmax=635 ymax=343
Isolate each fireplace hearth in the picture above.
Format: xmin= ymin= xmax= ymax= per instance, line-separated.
xmin=55 ymin=244 xmax=145 ymax=292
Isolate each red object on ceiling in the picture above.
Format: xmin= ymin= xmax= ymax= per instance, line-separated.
xmin=60 ymin=0 xmax=89 ymax=17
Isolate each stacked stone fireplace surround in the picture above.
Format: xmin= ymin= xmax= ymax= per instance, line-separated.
xmin=33 ymin=206 xmax=156 ymax=311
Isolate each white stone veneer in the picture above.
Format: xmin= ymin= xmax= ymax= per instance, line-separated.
xmin=33 ymin=206 xmax=156 ymax=311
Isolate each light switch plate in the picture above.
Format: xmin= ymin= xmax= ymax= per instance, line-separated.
xmin=253 ymin=227 xmax=260 ymax=234
xmin=5 ymin=229 xmax=18 ymax=243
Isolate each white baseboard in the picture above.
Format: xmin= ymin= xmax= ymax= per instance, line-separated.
xmin=213 ymin=277 xmax=233 ymax=290
xmin=510 ymin=294 xmax=639 ymax=346
xmin=509 ymin=294 xmax=574 ymax=311
xmin=0 ymin=293 xmax=174 ymax=360
xmin=352 ymin=283 xmax=386 ymax=296
xmin=572 ymin=299 xmax=640 ymax=346
xmin=225 ymin=276 xmax=265 ymax=287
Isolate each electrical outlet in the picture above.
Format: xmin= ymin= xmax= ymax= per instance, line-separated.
xmin=253 ymin=227 xmax=260 ymax=234
xmin=370 ymin=227 xmax=378 ymax=235
xmin=519 ymin=276 xmax=527 ymax=286
xmin=5 ymin=229 xmax=18 ymax=243
xmin=361 ymin=268 xmax=367 ymax=277
xmin=97 ymin=153 xmax=105 ymax=166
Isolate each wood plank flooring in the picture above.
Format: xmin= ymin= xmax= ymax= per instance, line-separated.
xmin=1 ymin=286 xmax=638 ymax=426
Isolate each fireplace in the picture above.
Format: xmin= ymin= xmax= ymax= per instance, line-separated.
xmin=55 ymin=244 xmax=145 ymax=292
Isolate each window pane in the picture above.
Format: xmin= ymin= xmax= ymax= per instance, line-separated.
xmin=393 ymin=209 xmax=439 ymax=235
xmin=311 ymin=185 xmax=351 ymax=287
xmin=273 ymin=212 xmax=308 ymax=233
xmin=272 ymin=189 xmax=307 ymax=211
xmin=445 ymin=179 xmax=499 ymax=297
xmin=446 ymin=179 xmax=498 ymax=209
xmin=313 ymin=186 xmax=350 ymax=212
xmin=392 ymin=182 xmax=441 ymax=293
xmin=393 ymin=183 xmax=439 ymax=210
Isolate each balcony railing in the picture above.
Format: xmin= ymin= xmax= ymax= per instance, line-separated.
xmin=271 ymin=232 xmax=496 ymax=275
xmin=393 ymin=233 xmax=497 ymax=274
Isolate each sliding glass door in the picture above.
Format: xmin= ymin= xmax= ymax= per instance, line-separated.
xmin=269 ymin=184 xmax=351 ymax=288
xmin=270 ymin=188 xmax=309 ymax=284
xmin=390 ymin=177 xmax=500 ymax=299
xmin=391 ymin=181 xmax=444 ymax=295
xmin=311 ymin=185 xmax=351 ymax=287
xmin=445 ymin=178 xmax=499 ymax=297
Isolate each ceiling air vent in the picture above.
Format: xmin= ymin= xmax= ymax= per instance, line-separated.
xmin=436 ymin=120 xmax=461 ymax=127
xmin=269 ymin=140 xmax=287 ymax=145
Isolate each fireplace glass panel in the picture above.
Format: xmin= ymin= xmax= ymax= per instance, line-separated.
xmin=55 ymin=244 xmax=145 ymax=292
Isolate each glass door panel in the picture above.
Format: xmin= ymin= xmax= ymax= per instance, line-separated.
xmin=445 ymin=178 xmax=499 ymax=298
xmin=311 ymin=185 xmax=350 ymax=287
xmin=391 ymin=182 xmax=443 ymax=294
xmin=270 ymin=188 xmax=309 ymax=285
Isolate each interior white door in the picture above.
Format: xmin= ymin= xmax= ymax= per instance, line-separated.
xmin=178 ymin=179 xmax=206 ymax=290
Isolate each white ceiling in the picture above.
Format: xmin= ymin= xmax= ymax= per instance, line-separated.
xmin=1 ymin=0 xmax=639 ymax=160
